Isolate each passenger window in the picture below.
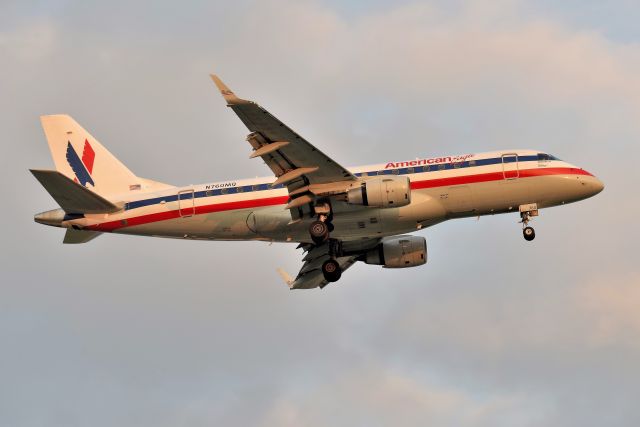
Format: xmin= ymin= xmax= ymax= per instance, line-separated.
xmin=236 ymin=186 xmax=244 ymax=193
xmin=252 ymin=185 xmax=261 ymax=191
xmin=392 ymin=169 xmax=400 ymax=175
xmin=468 ymin=160 xmax=476 ymax=167
xmin=221 ymin=188 xmax=229 ymax=194
xmin=438 ymin=164 xmax=446 ymax=171
xmin=406 ymin=167 xmax=414 ymax=174
xmin=206 ymin=190 xmax=213 ymax=197
xmin=538 ymin=153 xmax=551 ymax=161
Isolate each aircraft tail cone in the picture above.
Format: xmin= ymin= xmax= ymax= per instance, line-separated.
xmin=34 ymin=209 xmax=66 ymax=227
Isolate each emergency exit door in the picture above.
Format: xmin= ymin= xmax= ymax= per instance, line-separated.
xmin=178 ymin=190 xmax=195 ymax=217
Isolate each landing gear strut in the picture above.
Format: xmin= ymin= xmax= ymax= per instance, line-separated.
xmin=519 ymin=203 xmax=538 ymax=241
xmin=309 ymin=201 xmax=342 ymax=283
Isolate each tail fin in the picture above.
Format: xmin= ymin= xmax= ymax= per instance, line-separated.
xmin=40 ymin=115 xmax=141 ymax=197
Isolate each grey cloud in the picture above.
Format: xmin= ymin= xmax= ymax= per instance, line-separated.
xmin=1 ymin=1 xmax=639 ymax=426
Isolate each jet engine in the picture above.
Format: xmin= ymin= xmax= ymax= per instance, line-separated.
xmin=364 ymin=235 xmax=427 ymax=268
xmin=346 ymin=176 xmax=411 ymax=208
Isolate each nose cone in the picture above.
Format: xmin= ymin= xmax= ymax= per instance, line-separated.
xmin=587 ymin=174 xmax=605 ymax=196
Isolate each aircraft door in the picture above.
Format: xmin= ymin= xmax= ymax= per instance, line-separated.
xmin=178 ymin=190 xmax=195 ymax=217
xmin=502 ymin=154 xmax=519 ymax=179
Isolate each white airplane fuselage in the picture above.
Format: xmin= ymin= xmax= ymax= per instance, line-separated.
xmin=36 ymin=149 xmax=604 ymax=243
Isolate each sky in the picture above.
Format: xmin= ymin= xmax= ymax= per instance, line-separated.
xmin=1 ymin=0 xmax=639 ymax=425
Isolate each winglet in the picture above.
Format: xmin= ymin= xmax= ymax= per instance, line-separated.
xmin=276 ymin=268 xmax=295 ymax=289
xmin=209 ymin=74 xmax=250 ymax=105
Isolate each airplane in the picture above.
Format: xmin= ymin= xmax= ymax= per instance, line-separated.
xmin=30 ymin=75 xmax=604 ymax=289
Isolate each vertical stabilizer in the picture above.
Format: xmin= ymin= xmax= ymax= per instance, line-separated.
xmin=40 ymin=115 xmax=141 ymax=197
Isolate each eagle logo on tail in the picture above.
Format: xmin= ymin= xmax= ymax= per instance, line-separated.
xmin=66 ymin=139 xmax=95 ymax=187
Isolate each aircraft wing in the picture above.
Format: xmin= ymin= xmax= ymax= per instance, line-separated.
xmin=277 ymin=243 xmax=359 ymax=290
xmin=210 ymin=75 xmax=357 ymax=190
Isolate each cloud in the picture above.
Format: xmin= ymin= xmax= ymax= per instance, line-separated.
xmin=201 ymin=0 xmax=640 ymax=180
xmin=259 ymin=366 xmax=539 ymax=427
xmin=578 ymin=273 xmax=640 ymax=349
xmin=2 ymin=1 xmax=640 ymax=426
xmin=0 ymin=20 xmax=57 ymax=61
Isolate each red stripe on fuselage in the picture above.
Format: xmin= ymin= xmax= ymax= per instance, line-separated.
xmin=88 ymin=196 xmax=289 ymax=232
xmin=410 ymin=167 xmax=592 ymax=190
xmin=87 ymin=167 xmax=592 ymax=232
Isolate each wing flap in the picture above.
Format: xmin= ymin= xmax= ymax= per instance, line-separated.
xmin=289 ymin=256 xmax=358 ymax=289
xmin=278 ymin=242 xmax=359 ymax=290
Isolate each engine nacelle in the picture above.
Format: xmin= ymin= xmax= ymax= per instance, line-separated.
xmin=347 ymin=176 xmax=411 ymax=208
xmin=365 ymin=235 xmax=427 ymax=268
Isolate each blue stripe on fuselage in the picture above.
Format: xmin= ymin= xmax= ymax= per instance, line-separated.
xmin=124 ymin=155 xmax=541 ymax=211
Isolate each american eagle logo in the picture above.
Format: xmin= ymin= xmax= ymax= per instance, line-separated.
xmin=66 ymin=139 xmax=95 ymax=187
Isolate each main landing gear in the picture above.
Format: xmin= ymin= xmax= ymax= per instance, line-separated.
xmin=308 ymin=201 xmax=334 ymax=245
xmin=321 ymin=258 xmax=342 ymax=282
xmin=308 ymin=201 xmax=341 ymax=283
xmin=519 ymin=203 xmax=539 ymax=241
xmin=309 ymin=220 xmax=329 ymax=244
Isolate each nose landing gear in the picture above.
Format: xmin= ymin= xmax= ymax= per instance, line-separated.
xmin=522 ymin=226 xmax=535 ymax=241
xmin=519 ymin=203 xmax=539 ymax=241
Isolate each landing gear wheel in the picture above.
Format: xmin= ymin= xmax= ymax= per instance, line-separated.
xmin=523 ymin=226 xmax=535 ymax=241
xmin=309 ymin=220 xmax=329 ymax=244
xmin=322 ymin=259 xmax=342 ymax=282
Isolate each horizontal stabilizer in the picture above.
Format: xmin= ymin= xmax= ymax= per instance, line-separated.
xmin=30 ymin=169 xmax=120 ymax=214
xmin=63 ymin=229 xmax=102 ymax=244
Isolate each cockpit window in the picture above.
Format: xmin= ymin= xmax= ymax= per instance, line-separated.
xmin=537 ymin=153 xmax=559 ymax=161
